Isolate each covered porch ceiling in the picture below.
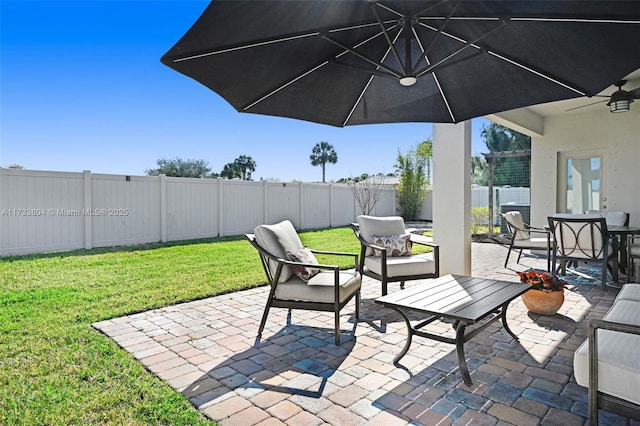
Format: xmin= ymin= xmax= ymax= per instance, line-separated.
xmin=487 ymin=69 xmax=640 ymax=137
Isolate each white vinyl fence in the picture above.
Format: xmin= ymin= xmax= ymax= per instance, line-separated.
xmin=0 ymin=169 xmax=396 ymax=256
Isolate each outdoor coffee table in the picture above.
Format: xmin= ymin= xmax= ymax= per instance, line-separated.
xmin=375 ymin=274 xmax=529 ymax=386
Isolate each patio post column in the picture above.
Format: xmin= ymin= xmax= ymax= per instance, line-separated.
xmin=433 ymin=121 xmax=472 ymax=275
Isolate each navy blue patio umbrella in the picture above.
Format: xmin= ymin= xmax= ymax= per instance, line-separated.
xmin=161 ymin=1 xmax=640 ymax=127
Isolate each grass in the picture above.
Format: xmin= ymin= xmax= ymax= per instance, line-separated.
xmin=0 ymin=226 xmax=436 ymax=425
xmin=0 ymin=228 xmax=360 ymax=425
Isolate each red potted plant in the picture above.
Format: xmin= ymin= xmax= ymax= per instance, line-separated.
xmin=516 ymin=270 xmax=567 ymax=315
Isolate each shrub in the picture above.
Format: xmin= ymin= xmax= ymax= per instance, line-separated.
xmin=471 ymin=206 xmax=489 ymax=234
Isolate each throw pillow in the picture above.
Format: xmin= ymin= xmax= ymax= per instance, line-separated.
xmin=371 ymin=234 xmax=412 ymax=257
xmin=286 ymin=247 xmax=320 ymax=282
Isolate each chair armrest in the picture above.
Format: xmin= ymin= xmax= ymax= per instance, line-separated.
xmin=527 ymin=225 xmax=548 ymax=232
xmin=528 ymin=229 xmax=551 ymax=237
xmin=587 ymin=318 xmax=640 ymax=420
xmin=281 ymin=258 xmax=340 ymax=272
xmin=309 ymin=249 xmax=359 ymax=268
xmin=409 ymin=234 xmax=437 ymax=247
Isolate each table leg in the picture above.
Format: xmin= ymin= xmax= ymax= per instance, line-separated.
xmin=391 ymin=307 xmax=413 ymax=365
xmin=455 ymin=322 xmax=472 ymax=386
xmin=500 ymin=303 xmax=519 ymax=341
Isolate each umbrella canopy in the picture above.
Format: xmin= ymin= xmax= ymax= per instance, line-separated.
xmin=161 ymin=1 xmax=640 ymax=127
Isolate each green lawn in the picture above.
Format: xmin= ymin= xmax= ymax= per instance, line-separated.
xmin=0 ymin=228 xmax=362 ymax=425
xmin=0 ymin=226 xmax=437 ymax=425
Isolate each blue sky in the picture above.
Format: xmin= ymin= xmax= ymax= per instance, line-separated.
xmin=1 ymin=1 xmax=490 ymax=182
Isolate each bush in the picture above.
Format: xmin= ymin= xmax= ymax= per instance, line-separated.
xmin=471 ymin=207 xmax=489 ymax=234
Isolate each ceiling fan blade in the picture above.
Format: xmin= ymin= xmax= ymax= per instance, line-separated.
xmin=565 ymin=99 xmax=608 ymax=112
xmin=629 ymin=87 xmax=640 ymax=99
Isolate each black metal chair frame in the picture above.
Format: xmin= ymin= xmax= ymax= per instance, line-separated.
xmin=246 ymin=234 xmax=360 ymax=345
xmin=351 ymin=223 xmax=439 ymax=296
xmin=501 ymin=212 xmax=552 ymax=271
xmin=588 ymin=319 xmax=640 ymax=425
xmin=628 ymin=234 xmax=640 ymax=282
xmin=547 ymin=216 xmax=618 ymax=290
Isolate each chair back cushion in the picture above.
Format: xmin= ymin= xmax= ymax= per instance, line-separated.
xmin=585 ymin=210 xmax=628 ymax=226
xmin=254 ymin=220 xmax=304 ymax=283
xmin=548 ymin=216 xmax=607 ymax=260
xmin=502 ymin=211 xmax=529 ymax=240
xmin=357 ymin=215 xmax=406 ymax=256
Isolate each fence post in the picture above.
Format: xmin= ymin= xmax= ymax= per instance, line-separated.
xmin=299 ymin=181 xmax=303 ymax=228
xmin=83 ymin=170 xmax=92 ymax=250
xmin=218 ymin=178 xmax=224 ymax=237
xmin=160 ymin=174 xmax=167 ymax=242
xmin=263 ymin=180 xmax=268 ymax=224
xmin=329 ymin=183 xmax=334 ymax=228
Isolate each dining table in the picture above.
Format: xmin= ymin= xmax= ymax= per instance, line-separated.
xmin=608 ymin=226 xmax=640 ymax=275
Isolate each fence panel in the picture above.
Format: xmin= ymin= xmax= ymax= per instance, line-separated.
xmin=264 ymin=182 xmax=302 ymax=229
xmin=166 ymin=177 xmax=219 ymax=241
xmin=91 ymin=174 xmax=161 ymax=247
xmin=222 ymin=180 xmax=264 ymax=236
xmin=301 ymin=183 xmax=331 ymax=229
xmin=0 ymin=170 xmax=400 ymax=255
xmin=0 ymin=169 xmax=85 ymax=255
xmin=331 ymin=186 xmax=357 ymax=225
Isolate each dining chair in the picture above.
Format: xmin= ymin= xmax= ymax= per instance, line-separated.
xmin=548 ymin=215 xmax=618 ymax=289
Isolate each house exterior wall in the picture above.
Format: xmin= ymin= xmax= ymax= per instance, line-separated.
xmin=530 ymin=108 xmax=640 ymax=228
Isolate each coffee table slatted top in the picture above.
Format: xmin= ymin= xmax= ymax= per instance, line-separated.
xmin=375 ymin=274 xmax=529 ymax=323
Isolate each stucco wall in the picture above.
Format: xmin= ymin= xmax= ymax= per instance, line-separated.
xmin=530 ymin=108 xmax=640 ymax=228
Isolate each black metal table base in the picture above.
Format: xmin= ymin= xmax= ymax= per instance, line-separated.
xmin=390 ymin=302 xmax=518 ymax=386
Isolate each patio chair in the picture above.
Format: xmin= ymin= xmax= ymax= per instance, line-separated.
xmin=585 ymin=210 xmax=629 ymax=226
xmin=628 ymin=235 xmax=640 ymax=282
xmin=246 ymin=219 xmax=361 ymax=345
xmin=548 ymin=215 xmax=618 ymax=289
xmin=501 ymin=211 xmax=552 ymax=271
xmin=351 ymin=215 xmax=439 ymax=296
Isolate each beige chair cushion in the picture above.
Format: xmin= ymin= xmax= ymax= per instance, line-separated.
xmin=629 ymin=242 xmax=640 ymax=257
xmin=550 ymin=216 xmax=606 ymax=260
xmin=574 ymin=299 xmax=640 ymax=405
xmin=502 ymin=211 xmax=529 ymax=240
xmin=586 ymin=210 xmax=628 ymax=226
xmin=513 ymin=237 xmax=549 ymax=249
xmin=274 ymin=269 xmax=361 ymax=303
xmin=358 ymin=215 xmax=406 ymax=256
xmin=364 ymin=253 xmax=436 ymax=277
xmin=615 ymin=284 xmax=640 ymax=302
xmin=254 ymin=220 xmax=304 ymax=283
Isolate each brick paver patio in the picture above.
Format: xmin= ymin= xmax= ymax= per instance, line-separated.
xmin=94 ymin=242 xmax=638 ymax=425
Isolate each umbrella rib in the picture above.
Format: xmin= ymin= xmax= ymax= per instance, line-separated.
xmin=412 ymin=28 xmax=456 ymax=122
xmin=342 ymin=75 xmax=375 ymax=127
xmin=342 ymin=30 xmax=402 ymax=126
xmin=370 ymin=3 xmax=405 ymax=74
xmin=242 ymin=61 xmax=329 ymax=111
xmin=415 ymin=19 xmax=506 ymax=78
xmin=169 ymin=21 xmax=388 ymax=63
xmin=421 ymin=0 xmax=461 ymax=62
xmin=432 ymin=72 xmax=456 ymax=122
xmin=510 ymin=17 xmax=640 ymax=24
xmin=243 ymin=24 xmax=398 ymax=112
xmin=417 ymin=20 xmax=588 ymax=96
xmin=322 ymin=32 xmax=402 ymax=78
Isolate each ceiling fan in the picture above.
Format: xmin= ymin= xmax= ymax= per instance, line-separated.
xmin=566 ymin=80 xmax=640 ymax=113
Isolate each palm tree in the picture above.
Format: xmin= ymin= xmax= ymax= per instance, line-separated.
xmin=309 ymin=141 xmax=338 ymax=183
